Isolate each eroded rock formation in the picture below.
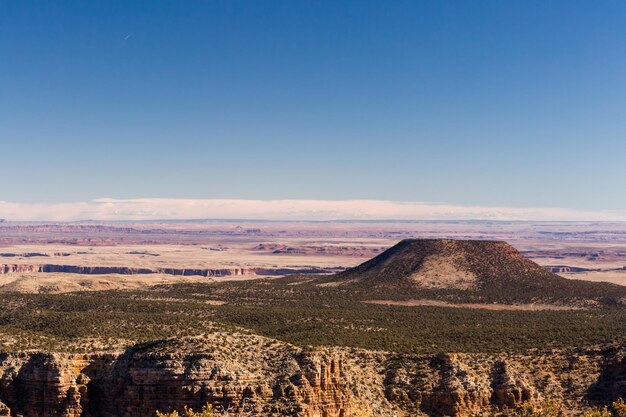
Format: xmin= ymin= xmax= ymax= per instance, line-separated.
xmin=0 ymin=335 xmax=355 ymax=417
xmin=0 ymin=337 xmax=623 ymax=417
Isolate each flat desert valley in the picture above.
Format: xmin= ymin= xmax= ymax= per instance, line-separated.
xmin=2 ymin=220 xmax=626 ymax=292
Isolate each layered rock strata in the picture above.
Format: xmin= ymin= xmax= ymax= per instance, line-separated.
xmin=0 ymin=336 xmax=624 ymax=417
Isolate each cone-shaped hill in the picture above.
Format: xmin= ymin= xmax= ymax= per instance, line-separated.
xmin=317 ymin=239 xmax=626 ymax=304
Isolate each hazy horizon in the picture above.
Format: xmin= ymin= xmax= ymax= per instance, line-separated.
xmin=2 ymin=198 xmax=626 ymax=222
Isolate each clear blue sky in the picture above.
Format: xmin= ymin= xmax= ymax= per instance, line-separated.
xmin=1 ymin=1 xmax=625 ymax=210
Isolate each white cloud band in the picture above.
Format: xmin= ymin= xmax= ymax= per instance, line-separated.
xmin=0 ymin=198 xmax=624 ymax=222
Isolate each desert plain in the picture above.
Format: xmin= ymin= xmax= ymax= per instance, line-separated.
xmin=2 ymin=220 xmax=626 ymax=293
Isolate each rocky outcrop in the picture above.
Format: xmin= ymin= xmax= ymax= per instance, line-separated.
xmin=588 ymin=349 xmax=626 ymax=404
xmin=0 ymin=402 xmax=10 ymax=417
xmin=418 ymin=354 xmax=492 ymax=416
xmin=384 ymin=353 xmax=497 ymax=416
xmin=0 ymin=338 xmax=624 ymax=417
xmin=292 ymin=353 xmax=351 ymax=416
xmin=490 ymin=360 xmax=533 ymax=409
xmin=0 ymin=335 xmax=354 ymax=417
xmin=382 ymin=348 xmax=614 ymax=417
xmin=0 ymin=353 xmax=93 ymax=417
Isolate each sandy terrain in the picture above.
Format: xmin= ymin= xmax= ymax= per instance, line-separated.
xmin=0 ymin=272 xmax=211 ymax=293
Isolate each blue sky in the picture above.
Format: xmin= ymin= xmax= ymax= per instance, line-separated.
xmin=1 ymin=1 xmax=625 ymax=212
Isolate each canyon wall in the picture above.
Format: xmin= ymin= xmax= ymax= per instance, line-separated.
xmin=0 ymin=334 xmax=355 ymax=417
xmin=0 ymin=264 xmax=334 ymax=277
xmin=0 ymin=335 xmax=624 ymax=417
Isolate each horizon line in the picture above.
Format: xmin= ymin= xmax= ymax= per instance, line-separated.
xmin=2 ymin=218 xmax=624 ymax=224
xmin=1 ymin=198 xmax=625 ymax=222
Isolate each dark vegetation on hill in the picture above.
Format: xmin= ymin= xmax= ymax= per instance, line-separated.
xmin=314 ymin=239 xmax=626 ymax=305
xmin=1 ymin=239 xmax=626 ymax=355
xmin=1 ymin=280 xmax=626 ymax=355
